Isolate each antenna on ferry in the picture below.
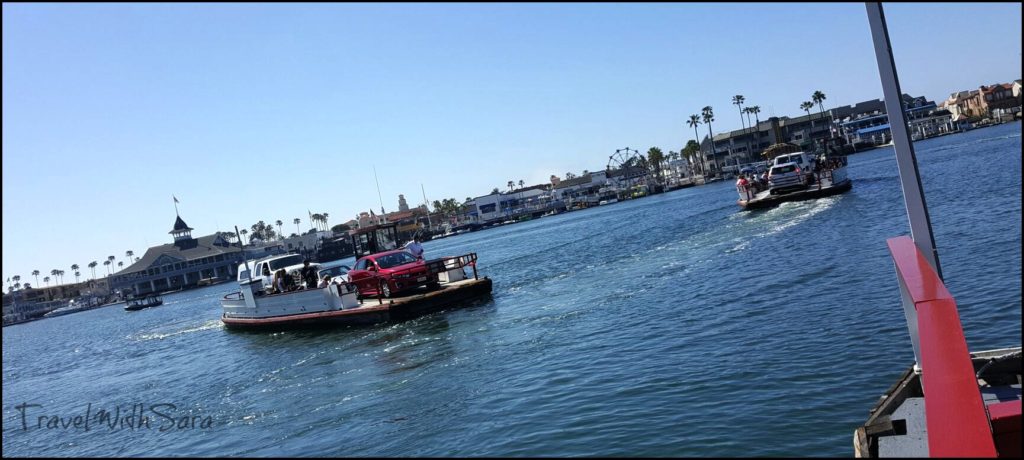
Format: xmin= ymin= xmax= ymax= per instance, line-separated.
xmin=865 ymin=2 xmax=943 ymax=280
xmin=422 ymin=183 xmax=432 ymax=231
xmin=373 ymin=165 xmax=385 ymax=218
xmin=235 ymin=225 xmax=253 ymax=283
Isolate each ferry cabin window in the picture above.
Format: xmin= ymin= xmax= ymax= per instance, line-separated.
xmin=269 ymin=255 xmax=304 ymax=271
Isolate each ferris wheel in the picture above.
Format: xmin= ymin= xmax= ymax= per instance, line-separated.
xmin=606 ymin=147 xmax=645 ymax=187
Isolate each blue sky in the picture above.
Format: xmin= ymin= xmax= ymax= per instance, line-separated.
xmin=3 ymin=3 xmax=1021 ymax=286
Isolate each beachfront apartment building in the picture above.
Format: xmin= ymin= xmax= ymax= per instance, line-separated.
xmin=941 ymin=82 xmax=1022 ymax=121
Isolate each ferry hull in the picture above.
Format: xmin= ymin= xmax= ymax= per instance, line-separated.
xmin=738 ymin=178 xmax=852 ymax=210
xmin=221 ymin=277 xmax=492 ymax=332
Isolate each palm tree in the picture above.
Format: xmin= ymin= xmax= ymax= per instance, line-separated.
xmin=75 ymin=271 xmax=81 ymax=283
xmin=88 ymin=261 xmax=98 ymax=280
xmin=12 ymin=275 xmax=20 ymax=290
xmin=71 ymin=264 xmax=80 ymax=283
xmin=275 ymin=220 xmax=283 ymax=239
xmin=293 ymin=218 xmax=301 ymax=235
xmin=750 ymin=105 xmax=762 ymax=157
xmin=107 ymin=255 xmax=116 ymax=272
xmin=126 ymin=250 xmax=134 ymax=265
xmin=51 ymin=269 xmax=59 ymax=285
xmin=732 ymin=95 xmax=750 ymax=162
xmin=702 ymin=106 xmax=719 ymax=173
xmin=58 ymin=270 xmax=65 ymax=284
xmin=322 ymin=213 xmax=329 ymax=231
xmin=103 ymin=260 xmax=111 ymax=275
xmin=507 ymin=180 xmax=514 ymax=193
xmin=687 ymin=114 xmax=705 ymax=175
xmin=812 ymin=90 xmax=829 ymax=139
xmin=32 ymin=269 xmax=40 ymax=287
xmin=44 ymin=276 xmax=50 ymax=287
xmin=800 ymin=101 xmax=814 ymax=140
xmin=118 ymin=261 xmax=124 ymax=272
xmin=240 ymin=229 xmax=249 ymax=245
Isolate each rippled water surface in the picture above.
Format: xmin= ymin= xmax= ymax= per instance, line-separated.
xmin=3 ymin=123 xmax=1021 ymax=456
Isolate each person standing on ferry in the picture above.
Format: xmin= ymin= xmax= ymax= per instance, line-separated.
xmin=404 ymin=234 xmax=424 ymax=260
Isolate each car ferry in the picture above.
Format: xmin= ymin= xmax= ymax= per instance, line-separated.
xmin=220 ymin=222 xmax=492 ymax=331
xmin=736 ymin=154 xmax=852 ymax=210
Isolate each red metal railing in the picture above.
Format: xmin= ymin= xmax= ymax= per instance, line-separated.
xmin=887 ymin=236 xmax=1002 ymax=457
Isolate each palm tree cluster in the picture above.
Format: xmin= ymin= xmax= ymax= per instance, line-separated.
xmin=432 ymin=198 xmax=467 ymax=220
xmin=248 ymin=220 xmax=278 ymax=243
xmin=309 ymin=213 xmax=330 ymax=232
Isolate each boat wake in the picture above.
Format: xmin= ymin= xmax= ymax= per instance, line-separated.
xmin=132 ymin=320 xmax=223 ymax=341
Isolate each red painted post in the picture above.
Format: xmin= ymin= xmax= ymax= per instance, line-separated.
xmin=887 ymin=236 xmax=997 ymax=457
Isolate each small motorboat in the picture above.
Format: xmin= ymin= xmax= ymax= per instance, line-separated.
xmin=124 ymin=295 xmax=163 ymax=311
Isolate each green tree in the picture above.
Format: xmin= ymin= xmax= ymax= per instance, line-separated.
xmin=646 ymin=147 xmax=665 ymax=185
xmin=71 ymin=264 xmax=80 ymax=283
xmin=275 ymin=220 xmax=284 ymax=239
xmin=88 ymin=262 xmax=97 ymax=280
xmin=293 ymin=218 xmax=301 ymax=235
xmin=32 ymin=269 xmax=40 ymax=287
xmin=682 ymin=140 xmax=701 ymax=175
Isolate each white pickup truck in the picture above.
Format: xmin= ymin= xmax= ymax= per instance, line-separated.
xmin=236 ymin=254 xmax=318 ymax=291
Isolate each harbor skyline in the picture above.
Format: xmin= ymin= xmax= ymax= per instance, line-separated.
xmin=3 ymin=2 xmax=1022 ymax=284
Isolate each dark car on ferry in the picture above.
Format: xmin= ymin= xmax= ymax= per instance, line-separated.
xmin=347 ymin=250 xmax=438 ymax=298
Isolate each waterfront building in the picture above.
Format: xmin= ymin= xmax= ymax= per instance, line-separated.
xmin=109 ymin=215 xmax=246 ymax=295
xmin=469 ymin=185 xmax=550 ymax=222
xmin=701 ymin=94 xmax=947 ymax=164
xmin=981 ymin=82 xmax=1021 ymax=120
xmin=553 ymin=171 xmax=607 ymax=208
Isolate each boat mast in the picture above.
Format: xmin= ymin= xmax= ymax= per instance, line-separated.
xmin=422 ymin=183 xmax=432 ymax=231
xmin=865 ymin=2 xmax=943 ymax=280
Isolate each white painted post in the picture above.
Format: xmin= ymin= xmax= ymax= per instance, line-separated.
xmin=865 ymin=2 xmax=943 ymax=280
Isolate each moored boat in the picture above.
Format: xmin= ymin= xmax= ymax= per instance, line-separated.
xmin=43 ymin=301 xmax=92 ymax=318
